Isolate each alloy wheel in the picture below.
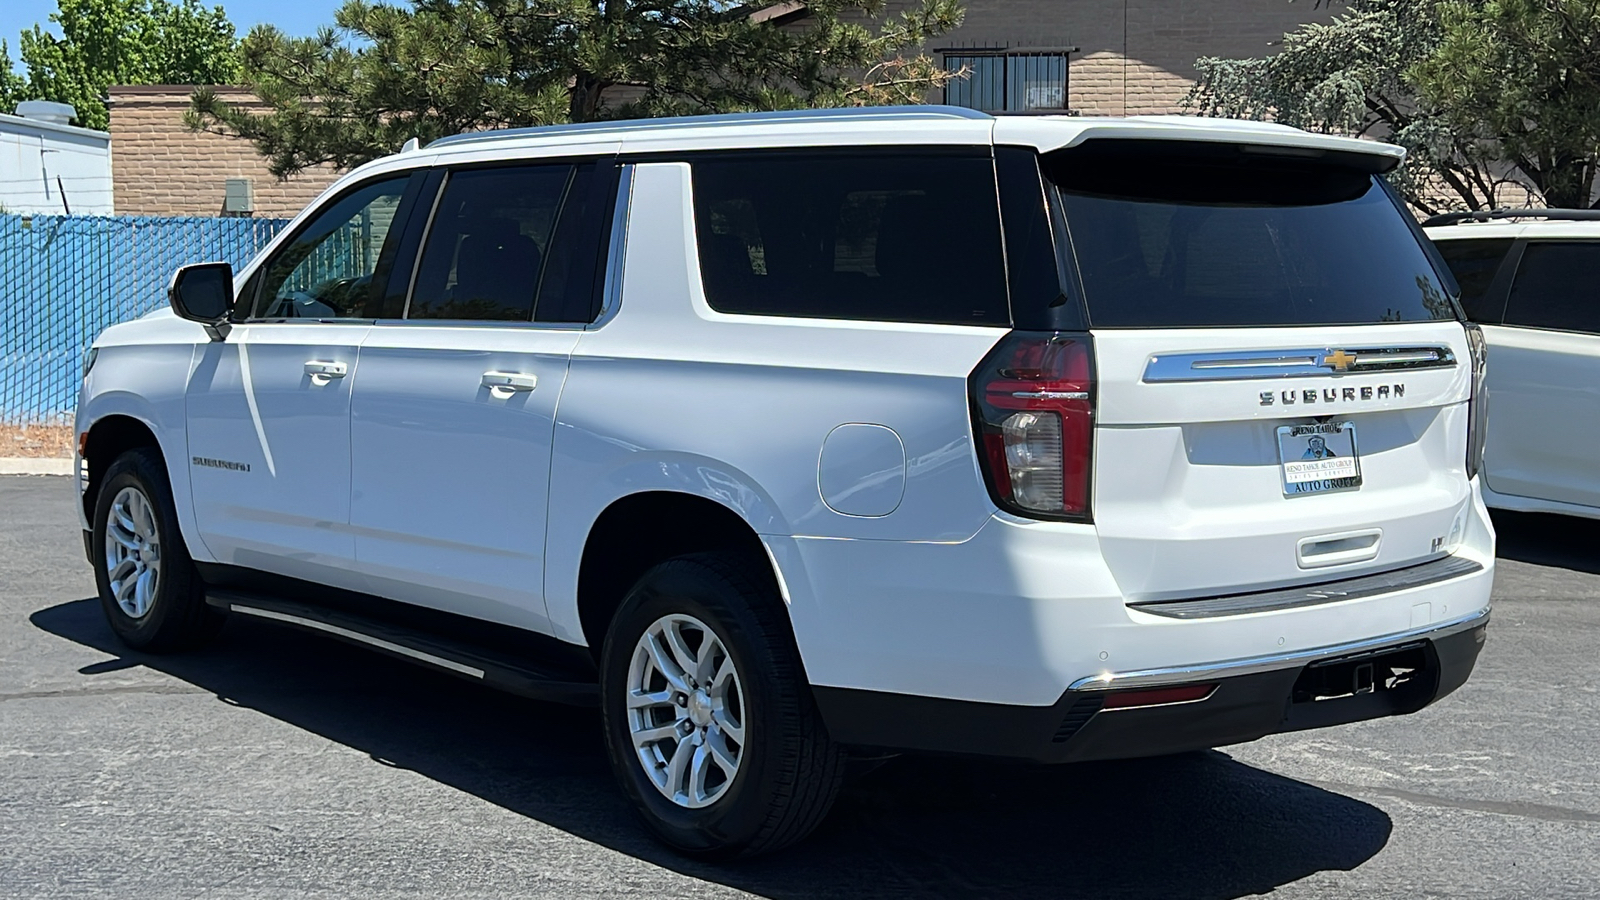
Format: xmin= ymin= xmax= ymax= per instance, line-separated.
xmin=104 ymin=485 xmax=162 ymax=619
xmin=626 ymin=613 xmax=747 ymax=809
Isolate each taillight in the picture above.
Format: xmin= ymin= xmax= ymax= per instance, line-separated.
xmin=970 ymin=331 xmax=1095 ymax=520
xmin=1465 ymin=323 xmax=1488 ymax=479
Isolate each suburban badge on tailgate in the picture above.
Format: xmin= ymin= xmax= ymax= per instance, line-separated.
xmin=1260 ymin=384 xmax=1406 ymax=406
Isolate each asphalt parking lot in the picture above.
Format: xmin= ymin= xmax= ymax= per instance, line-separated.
xmin=2 ymin=475 xmax=1597 ymax=899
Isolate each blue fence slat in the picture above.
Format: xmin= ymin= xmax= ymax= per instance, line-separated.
xmin=0 ymin=214 xmax=289 ymax=424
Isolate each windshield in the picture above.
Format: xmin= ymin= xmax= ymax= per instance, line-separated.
xmin=1047 ymin=150 xmax=1459 ymax=329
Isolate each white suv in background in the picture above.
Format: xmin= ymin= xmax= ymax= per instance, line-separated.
xmin=1426 ymin=210 xmax=1600 ymax=519
xmin=76 ymin=107 xmax=1494 ymax=857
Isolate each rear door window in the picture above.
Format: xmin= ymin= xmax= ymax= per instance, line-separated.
xmin=1045 ymin=148 xmax=1459 ymax=328
xmin=1433 ymin=238 xmax=1514 ymax=322
xmin=1504 ymin=242 xmax=1600 ymax=334
xmin=690 ymin=153 xmax=1009 ymax=326
xmin=408 ymin=165 xmax=574 ymax=321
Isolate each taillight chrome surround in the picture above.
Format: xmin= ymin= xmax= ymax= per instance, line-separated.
xmin=969 ymin=331 xmax=1096 ymax=521
xmin=1464 ymin=323 xmax=1488 ymax=480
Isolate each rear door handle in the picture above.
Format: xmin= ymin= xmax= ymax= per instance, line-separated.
xmin=304 ymin=361 xmax=348 ymax=378
xmin=482 ymin=371 xmax=538 ymax=392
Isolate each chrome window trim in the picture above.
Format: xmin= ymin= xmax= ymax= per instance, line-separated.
xmin=589 ymin=163 xmax=635 ymax=331
xmin=1068 ymin=606 xmax=1490 ymax=692
xmin=400 ymin=168 xmax=450 ymax=320
xmin=1142 ymin=345 xmax=1458 ymax=383
xmin=365 ymin=318 xmax=590 ymax=332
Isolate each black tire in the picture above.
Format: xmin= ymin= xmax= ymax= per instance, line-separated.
xmin=91 ymin=447 xmax=222 ymax=652
xmin=600 ymin=552 xmax=845 ymax=858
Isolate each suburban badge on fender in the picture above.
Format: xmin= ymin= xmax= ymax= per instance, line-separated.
xmin=1260 ymin=384 xmax=1406 ymax=407
xmin=192 ymin=456 xmax=251 ymax=473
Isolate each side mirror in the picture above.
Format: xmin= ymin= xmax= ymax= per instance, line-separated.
xmin=169 ymin=262 xmax=234 ymax=341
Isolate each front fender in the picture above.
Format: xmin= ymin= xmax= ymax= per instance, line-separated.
xmin=76 ymin=343 xmax=208 ymax=561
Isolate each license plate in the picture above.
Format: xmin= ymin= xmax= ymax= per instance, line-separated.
xmin=1277 ymin=422 xmax=1361 ymax=497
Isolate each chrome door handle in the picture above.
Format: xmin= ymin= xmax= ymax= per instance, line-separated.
xmin=304 ymin=361 xmax=348 ymax=378
xmin=482 ymin=371 xmax=538 ymax=392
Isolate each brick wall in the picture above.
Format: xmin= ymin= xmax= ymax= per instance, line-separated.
xmin=908 ymin=0 xmax=1334 ymax=114
xmin=108 ymin=86 xmax=339 ymax=218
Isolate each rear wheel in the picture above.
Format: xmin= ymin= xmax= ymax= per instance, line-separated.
xmin=600 ymin=553 xmax=845 ymax=858
xmin=92 ymin=448 xmax=221 ymax=652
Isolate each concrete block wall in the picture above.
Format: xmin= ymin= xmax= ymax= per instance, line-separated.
xmin=902 ymin=0 xmax=1335 ymax=114
xmin=108 ymin=86 xmax=340 ymax=219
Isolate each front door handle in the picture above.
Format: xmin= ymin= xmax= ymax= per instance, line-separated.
xmin=482 ymin=371 xmax=538 ymax=393
xmin=304 ymin=361 xmax=348 ymax=379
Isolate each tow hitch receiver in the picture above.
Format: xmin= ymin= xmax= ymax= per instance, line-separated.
xmin=1287 ymin=641 xmax=1438 ymax=729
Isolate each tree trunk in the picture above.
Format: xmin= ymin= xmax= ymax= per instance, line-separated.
xmin=569 ymin=72 xmax=605 ymax=123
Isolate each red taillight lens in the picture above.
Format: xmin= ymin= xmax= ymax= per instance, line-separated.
xmin=970 ymin=332 xmax=1095 ymax=520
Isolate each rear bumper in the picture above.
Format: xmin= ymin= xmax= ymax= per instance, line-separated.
xmin=814 ymin=609 xmax=1488 ymax=764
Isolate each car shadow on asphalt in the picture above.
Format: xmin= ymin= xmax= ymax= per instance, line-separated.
xmin=32 ymin=597 xmax=1391 ymax=900
xmin=1490 ymin=509 xmax=1600 ymax=575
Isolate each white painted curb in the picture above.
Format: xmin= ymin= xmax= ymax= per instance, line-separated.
xmin=0 ymin=458 xmax=73 ymax=476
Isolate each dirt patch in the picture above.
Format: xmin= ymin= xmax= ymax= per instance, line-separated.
xmin=0 ymin=424 xmax=75 ymax=458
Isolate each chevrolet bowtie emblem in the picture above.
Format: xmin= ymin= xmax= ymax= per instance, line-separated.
xmin=1322 ymin=349 xmax=1358 ymax=372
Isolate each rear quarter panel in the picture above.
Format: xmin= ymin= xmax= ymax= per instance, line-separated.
xmin=543 ymin=161 xmax=1006 ymax=644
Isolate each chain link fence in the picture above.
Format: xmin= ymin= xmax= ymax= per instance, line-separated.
xmin=1 ymin=214 xmax=289 ymax=424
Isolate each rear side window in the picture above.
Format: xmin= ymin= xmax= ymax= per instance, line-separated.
xmin=409 ymin=165 xmax=573 ymax=321
xmin=690 ymin=153 xmax=1009 ymax=326
xmin=1046 ymin=148 xmax=1458 ymax=328
xmin=1504 ymin=242 xmax=1600 ymax=334
xmin=1433 ymin=238 xmax=1513 ymax=322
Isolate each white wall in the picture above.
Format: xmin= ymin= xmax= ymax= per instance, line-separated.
xmin=0 ymin=113 xmax=113 ymax=215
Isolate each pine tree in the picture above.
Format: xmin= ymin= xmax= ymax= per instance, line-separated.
xmin=1184 ymin=0 xmax=1600 ymax=212
xmin=189 ymin=0 xmax=967 ymax=178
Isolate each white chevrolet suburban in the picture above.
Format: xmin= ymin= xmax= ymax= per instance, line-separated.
xmin=1425 ymin=210 xmax=1600 ymax=520
xmin=76 ymin=106 xmax=1494 ymax=857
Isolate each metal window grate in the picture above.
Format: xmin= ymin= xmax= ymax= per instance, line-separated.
xmin=945 ymin=53 xmax=1069 ymax=113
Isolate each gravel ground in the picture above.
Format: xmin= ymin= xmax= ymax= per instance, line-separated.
xmin=0 ymin=424 xmax=73 ymax=458
xmin=1 ymin=475 xmax=1596 ymax=899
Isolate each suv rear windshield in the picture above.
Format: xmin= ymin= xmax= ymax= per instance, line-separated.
xmin=1045 ymin=145 xmax=1459 ymax=328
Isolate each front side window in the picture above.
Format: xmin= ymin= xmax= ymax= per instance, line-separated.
xmin=1504 ymin=242 xmax=1600 ymax=334
xmin=1433 ymin=238 xmax=1514 ymax=322
xmin=408 ymin=165 xmax=574 ymax=321
xmin=1046 ymin=148 xmax=1459 ymax=328
xmin=945 ymin=53 xmax=1068 ymax=112
xmin=257 ymin=177 xmax=409 ymax=319
xmin=691 ymin=153 xmax=1009 ymax=326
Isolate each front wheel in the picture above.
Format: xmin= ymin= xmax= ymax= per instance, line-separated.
xmin=600 ymin=553 xmax=845 ymax=858
xmin=92 ymin=448 xmax=221 ymax=652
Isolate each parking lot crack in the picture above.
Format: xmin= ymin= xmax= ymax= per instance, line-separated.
xmin=1313 ymin=779 xmax=1600 ymax=824
xmin=0 ymin=684 xmax=207 ymax=702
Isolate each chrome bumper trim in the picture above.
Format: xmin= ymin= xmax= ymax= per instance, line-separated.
xmin=1067 ymin=608 xmax=1491 ymax=692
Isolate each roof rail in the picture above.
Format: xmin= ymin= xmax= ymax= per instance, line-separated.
xmin=1421 ymin=208 xmax=1600 ymax=227
xmin=426 ymin=105 xmax=994 ymax=150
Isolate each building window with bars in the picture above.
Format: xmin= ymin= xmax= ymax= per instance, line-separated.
xmin=943 ymin=52 xmax=1069 ymax=113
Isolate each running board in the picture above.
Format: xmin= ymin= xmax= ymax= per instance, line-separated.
xmin=205 ymin=590 xmax=599 ymax=707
